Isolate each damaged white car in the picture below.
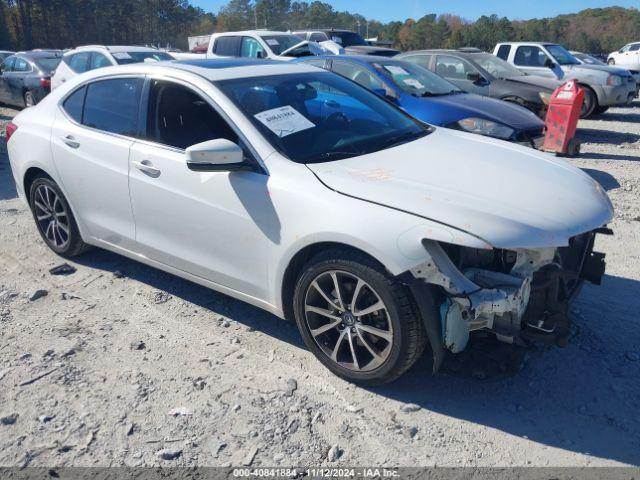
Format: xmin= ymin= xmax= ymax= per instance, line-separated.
xmin=6 ymin=60 xmax=614 ymax=385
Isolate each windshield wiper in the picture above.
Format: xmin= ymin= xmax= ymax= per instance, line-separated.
xmin=380 ymin=130 xmax=428 ymax=150
xmin=305 ymin=150 xmax=365 ymax=163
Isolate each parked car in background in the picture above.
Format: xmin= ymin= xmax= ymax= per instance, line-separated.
xmin=298 ymin=55 xmax=545 ymax=147
xmin=206 ymin=31 xmax=329 ymax=61
xmin=607 ymin=42 xmax=640 ymax=71
xmin=0 ymin=50 xmax=62 ymax=107
xmin=494 ymin=42 xmax=637 ymax=116
xmin=5 ymin=59 xmax=613 ymax=384
xmin=574 ymin=50 xmax=640 ymax=97
xmin=397 ymin=48 xmax=558 ymax=118
xmin=0 ymin=50 xmax=14 ymax=62
xmin=51 ymin=45 xmax=174 ymax=90
xmin=293 ymin=29 xmax=400 ymax=57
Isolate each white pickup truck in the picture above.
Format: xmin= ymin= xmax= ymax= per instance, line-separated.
xmin=494 ymin=42 xmax=637 ymax=116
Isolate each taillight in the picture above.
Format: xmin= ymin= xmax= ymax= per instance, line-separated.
xmin=40 ymin=77 xmax=51 ymax=89
xmin=5 ymin=122 xmax=17 ymax=143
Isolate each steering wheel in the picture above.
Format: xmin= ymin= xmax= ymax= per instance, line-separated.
xmin=324 ymin=112 xmax=350 ymax=127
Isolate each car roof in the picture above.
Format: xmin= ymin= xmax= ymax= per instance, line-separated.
xmin=301 ymin=54 xmax=406 ymax=64
xmin=496 ymin=42 xmax=557 ymax=46
xmin=16 ymin=49 xmax=63 ymax=58
xmin=215 ymin=30 xmax=292 ymax=37
xmin=69 ymin=45 xmax=165 ymax=54
xmin=74 ymin=58 xmax=319 ymax=82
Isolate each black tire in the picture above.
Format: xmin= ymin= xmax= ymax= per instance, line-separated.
xmin=29 ymin=176 xmax=88 ymax=257
xmin=593 ymin=105 xmax=609 ymax=115
xmin=24 ymin=90 xmax=35 ymax=108
xmin=580 ymin=86 xmax=597 ymax=118
xmin=607 ymin=59 xmax=615 ymax=66
xmin=293 ymin=249 xmax=426 ymax=385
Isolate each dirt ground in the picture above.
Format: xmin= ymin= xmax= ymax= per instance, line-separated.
xmin=0 ymin=102 xmax=639 ymax=468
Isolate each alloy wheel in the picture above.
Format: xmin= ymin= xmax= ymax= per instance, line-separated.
xmin=33 ymin=184 xmax=70 ymax=249
xmin=303 ymin=270 xmax=393 ymax=372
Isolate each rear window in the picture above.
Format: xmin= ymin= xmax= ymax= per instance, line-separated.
xmin=112 ymin=51 xmax=173 ymax=65
xmin=496 ymin=44 xmax=511 ymax=60
xmin=214 ymin=36 xmax=241 ymax=56
xmin=82 ymin=78 xmax=143 ymax=136
xmin=62 ymin=86 xmax=87 ymax=123
xmin=34 ymin=57 xmax=62 ymax=73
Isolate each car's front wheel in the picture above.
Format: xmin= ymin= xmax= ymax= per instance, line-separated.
xmin=293 ymin=249 xmax=426 ymax=385
xmin=607 ymin=58 xmax=615 ymax=66
xmin=580 ymin=86 xmax=598 ymax=118
xmin=29 ymin=176 xmax=88 ymax=257
xmin=24 ymin=90 xmax=35 ymax=108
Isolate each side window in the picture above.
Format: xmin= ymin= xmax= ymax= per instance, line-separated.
xmin=240 ymin=37 xmax=265 ymax=58
xmin=514 ymin=46 xmax=548 ymax=67
xmin=90 ymin=53 xmax=112 ymax=70
xmin=629 ymin=44 xmax=640 ymax=52
xmin=68 ymin=52 xmax=91 ymax=73
xmin=62 ymin=86 xmax=87 ymax=123
xmin=2 ymin=56 xmax=16 ymax=72
xmin=435 ymin=55 xmax=477 ymax=79
xmin=620 ymin=45 xmax=631 ymax=53
xmin=145 ymin=80 xmax=238 ymax=150
xmin=304 ymin=58 xmax=327 ymax=69
xmin=403 ymin=54 xmax=432 ymax=69
xmin=331 ymin=60 xmax=385 ymax=90
xmin=213 ymin=36 xmax=241 ymax=56
xmin=14 ymin=58 xmax=30 ymax=72
xmin=83 ymin=78 xmax=143 ymax=136
xmin=496 ymin=44 xmax=511 ymax=61
xmin=309 ymin=32 xmax=328 ymax=42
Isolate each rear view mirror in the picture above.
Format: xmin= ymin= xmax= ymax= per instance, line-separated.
xmin=466 ymin=72 xmax=486 ymax=84
xmin=186 ymin=139 xmax=249 ymax=172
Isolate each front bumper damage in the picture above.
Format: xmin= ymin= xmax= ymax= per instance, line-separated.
xmin=407 ymin=229 xmax=611 ymax=371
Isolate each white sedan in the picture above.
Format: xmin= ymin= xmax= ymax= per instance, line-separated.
xmin=5 ymin=59 xmax=613 ymax=384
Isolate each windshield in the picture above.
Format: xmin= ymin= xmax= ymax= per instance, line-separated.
xmin=259 ymin=35 xmax=304 ymax=55
xmin=216 ymin=72 xmax=430 ymax=164
xmin=546 ymin=45 xmax=580 ymax=65
xmin=328 ymin=31 xmax=368 ymax=47
xmin=34 ymin=57 xmax=62 ymax=73
xmin=113 ymin=51 xmax=174 ymax=65
xmin=372 ymin=60 xmax=461 ymax=96
xmin=473 ymin=53 xmax=525 ymax=78
xmin=575 ymin=53 xmax=605 ymax=65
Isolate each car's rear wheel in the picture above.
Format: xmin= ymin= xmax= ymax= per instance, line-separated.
xmin=24 ymin=90 xmax=35 ymax=108
xmin=580 ymin=86 xmax=597 ymax=118
xmin=293 ymin=249 xmax=426 ymax=385
xmin=607 ymin=59 xmax=615 ymax=66
xmin=29 ymin=176 xmax=87 ymax=257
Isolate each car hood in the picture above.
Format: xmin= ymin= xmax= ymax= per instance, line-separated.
xmin=403 ymin=93 xmax=544 ymax=130
xmin=307 ymin=128 xmax=613 ymax=249
xmin=344 ymin=45 xmax=400 ymax=56
xmin=561 ymin=63 xmax=632 ymax=78
xmin=504 ymin=74 xmax=562 ymax=90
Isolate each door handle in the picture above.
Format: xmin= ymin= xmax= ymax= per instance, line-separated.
xmin=132 ymin=159 xmax=161 ymax=177
xmin=62 ymin=135 xmax=80 ymax=149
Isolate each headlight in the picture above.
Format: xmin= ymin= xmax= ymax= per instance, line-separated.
xmin=606 ymin=74 xmax=623 ymax=86
xmin=457 ymin=117 xmax=515 ymax=140
xmin=538 ymin=91 xmax=551 ymax=105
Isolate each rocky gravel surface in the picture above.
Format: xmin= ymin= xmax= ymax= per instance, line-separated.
xmin=0 ymin=103 xmax=639 ymax=467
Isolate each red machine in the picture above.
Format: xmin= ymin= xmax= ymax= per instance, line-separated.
xmin=542 ymin=80 xmax=584 ymax=157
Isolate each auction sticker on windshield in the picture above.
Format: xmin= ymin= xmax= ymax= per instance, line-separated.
xmin=255 ymin=106 xmax=315 ymax=138
xmin=384 ymin=65 xmax=409 ymax=76
xmin=266 ymin=39 xmax=280 ymax=46
xmin=403 ymin=78 xmax=425 ymax=89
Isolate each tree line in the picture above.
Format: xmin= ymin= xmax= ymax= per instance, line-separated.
xmin=0 ymin=0 xmax=638 ymax=54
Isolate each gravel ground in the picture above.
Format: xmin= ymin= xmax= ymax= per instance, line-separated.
xmin=0 ymin=102 xmax=639 ymax=468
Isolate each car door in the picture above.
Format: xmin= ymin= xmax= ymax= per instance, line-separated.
xmin=0 ymin=56 xmax=15 ymax=103
xmin=623 ymin=44 xmax=640 ymax=68
xmin=513 ymin=45 xmax=556 ymax=78
xmin=50 ymin=77 xmax=143 ymax=249
xmin=434 ymin=55 xmax=491 ymax=96
xmin=6 ymin=57 xmax=30 ymax=106
xmin=128 ymin=78 xmax=271 ymax=298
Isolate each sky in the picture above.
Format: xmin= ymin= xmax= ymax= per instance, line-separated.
xmin=190 ymin=0 xmax=638 ymax=22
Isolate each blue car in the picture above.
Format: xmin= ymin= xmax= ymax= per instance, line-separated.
xmin=297 ymin=55 xmax=545 ymax=147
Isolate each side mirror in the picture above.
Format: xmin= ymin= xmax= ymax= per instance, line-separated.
xmin=466 ymin=72 xmax=486 ymax=84
xmin=186 ymin=139 xmax=249 ymax=172
xmin=544 ymin=58 xmax=556 ymax=68
xmin=256 ymin=50 xmax=265 ymax=59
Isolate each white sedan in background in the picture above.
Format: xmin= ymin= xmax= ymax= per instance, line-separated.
xmin=6 ymin=59 xmax=613 ymax=384
xmin=51 ymin=45 xmax=174 ymax=90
